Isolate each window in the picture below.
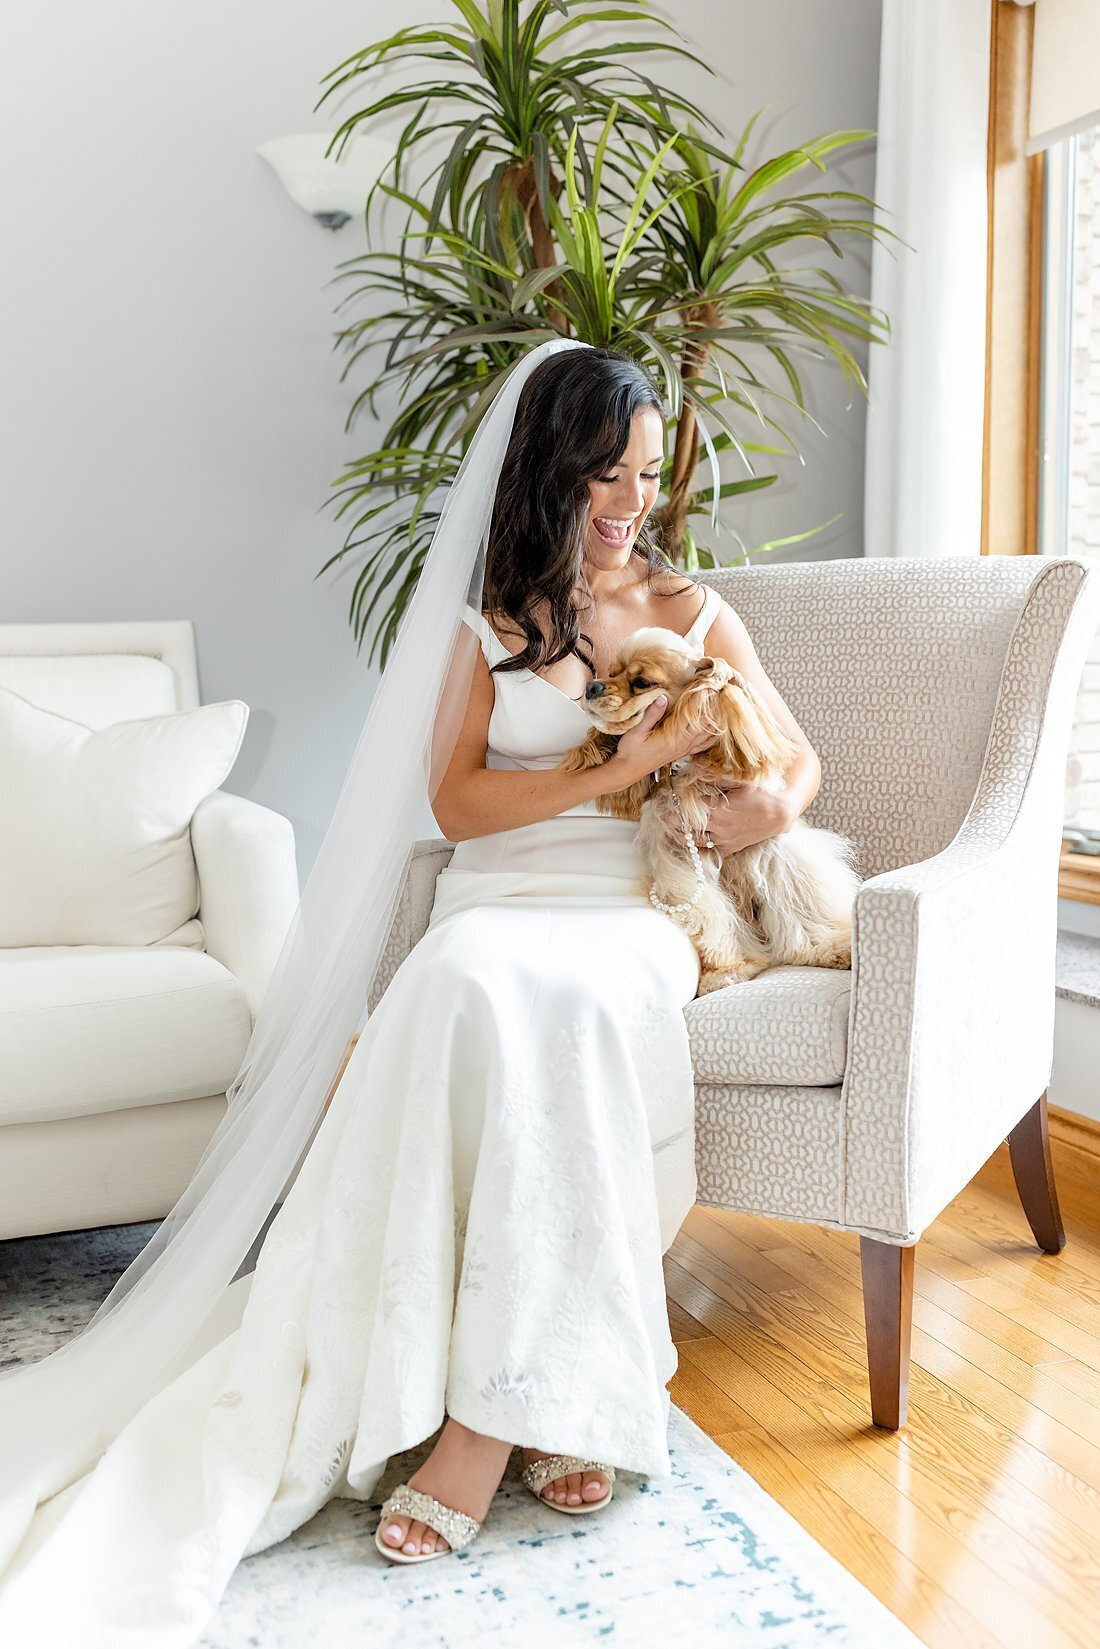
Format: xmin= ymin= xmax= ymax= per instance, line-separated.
xmin=1041 ymin=124 xmax=1100 ymax=844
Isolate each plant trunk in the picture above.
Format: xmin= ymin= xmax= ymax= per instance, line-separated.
xmin=503 ymin=155 xmax=569 ymax=335
xmin=656 ymin=302 xmax=721 ymax=562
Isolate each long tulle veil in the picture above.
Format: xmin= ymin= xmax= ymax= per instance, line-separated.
xmin=0 ymin=334 xmax=591 ymax=1559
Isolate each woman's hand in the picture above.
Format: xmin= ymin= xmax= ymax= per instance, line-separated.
xmin=664 ymin=781 xmax=797 ymax=855
xmin=607 ymin=694 xmax=717 ymax=789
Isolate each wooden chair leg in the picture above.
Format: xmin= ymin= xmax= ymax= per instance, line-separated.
xmin=1007 ymin=1087 xmax=1066 ymax=1254
xmin=859 ymin=1236 xmax=915 ymax=1430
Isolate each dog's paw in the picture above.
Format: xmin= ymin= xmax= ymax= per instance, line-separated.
xmin=696 ymin=961 xmax=769 ymax=995
xmin=802 ymin=936 xmax=852 ymax=970
xmin=696 ymin=971 xmax=736 ymax=996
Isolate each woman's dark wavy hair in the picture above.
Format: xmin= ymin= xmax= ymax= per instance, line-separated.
xmin=480 ymin=344 xmax=698 ymax=682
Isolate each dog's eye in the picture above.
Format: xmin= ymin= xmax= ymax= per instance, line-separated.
xmin=632 ymin=677 xmax=656 ymax=692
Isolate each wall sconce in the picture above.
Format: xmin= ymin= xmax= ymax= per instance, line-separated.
xmin=257 ymin=132 xmax=396 ymax=230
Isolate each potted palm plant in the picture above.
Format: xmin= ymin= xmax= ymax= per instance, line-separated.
xmin=313 ymin=0 xmax=897 ymax=664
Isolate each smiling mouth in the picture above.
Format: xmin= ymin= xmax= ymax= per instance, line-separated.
xmin=591 ymin=515 xmax=637 ymax=547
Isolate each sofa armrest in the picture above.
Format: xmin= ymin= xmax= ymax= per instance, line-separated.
xmin=842 ymin=557 xmax=1100 ymax=1241
xmin=191 ymin=788 xmax=299 ymax=1027
xmin=367 ymin=838 xmax=456 ymax=1013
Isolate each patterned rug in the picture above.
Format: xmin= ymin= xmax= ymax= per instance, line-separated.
xmin=2 ymin=1222 xmax=924 ymax=1648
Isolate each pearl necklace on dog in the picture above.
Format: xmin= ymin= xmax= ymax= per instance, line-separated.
xmin=647 ymin=769 xmax=718 ymax=922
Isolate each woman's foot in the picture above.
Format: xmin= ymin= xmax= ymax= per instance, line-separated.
xmin=378 ymin=1417 xmax=513 ymax=1557
xmin=520 ymin=1446 xmax=611 ymax=1507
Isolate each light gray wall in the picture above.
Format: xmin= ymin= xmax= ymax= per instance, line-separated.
xmin=1 ymin=1 xmax=881 ymax=881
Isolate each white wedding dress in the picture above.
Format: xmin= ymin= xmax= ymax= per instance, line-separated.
xmin=0 ymin=584 xmax=719 ymax=1649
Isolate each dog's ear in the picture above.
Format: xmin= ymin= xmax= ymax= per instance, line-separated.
xmin=711 ymin=678 xmax=800 ymax=777
xmin=692 ymin=656 xmax=735 ymax=689
xmin=599 ymin=771 xmax=658 ymax=821
xmin=556 ymin=729 xmax=617 ymax=774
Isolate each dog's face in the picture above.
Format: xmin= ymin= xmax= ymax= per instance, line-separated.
xmin=584 ymin=626 xmax=799 ymax=784
xmin=582 ymin=627 xmax=716 ymax=730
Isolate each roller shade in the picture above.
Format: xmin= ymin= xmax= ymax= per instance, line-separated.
xmin=1026 ymin=0 xmax=1100 ymax=154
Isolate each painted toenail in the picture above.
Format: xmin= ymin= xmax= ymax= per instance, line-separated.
xmin=403 ymin=1540 xmax=417 ymax=1553
xmin=385 ymin=1524 xmax=402 ymax=1541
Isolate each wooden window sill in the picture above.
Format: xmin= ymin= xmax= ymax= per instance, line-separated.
xmin=1059 ymin=844 xmax=1100 ymax=904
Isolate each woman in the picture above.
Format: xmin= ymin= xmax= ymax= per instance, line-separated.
xmin=373 ymin=344 xmax=821 ymax=1558
xmin=0 ymin=340 xmax=820 ymax=1638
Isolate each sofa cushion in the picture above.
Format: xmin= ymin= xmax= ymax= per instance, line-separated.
xmin=0 ymin=945 xmax=252 ymax=1124
xmin=684 ymin=965 xmax=851 ymax=1086
xmin=0 ymin=684 xmax=248 ymax=947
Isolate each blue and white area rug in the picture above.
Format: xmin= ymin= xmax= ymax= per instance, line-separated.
xmin=3 ymin=1222 xmax=923 ymax=1649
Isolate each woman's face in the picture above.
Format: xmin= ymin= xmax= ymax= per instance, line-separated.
xmin=583 ymin=404 xmax=665 ymax=568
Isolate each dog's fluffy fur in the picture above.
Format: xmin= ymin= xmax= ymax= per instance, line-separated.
xmin=556 ymin=625 xmax=861 ymax=994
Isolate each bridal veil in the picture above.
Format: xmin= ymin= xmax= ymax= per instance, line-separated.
xmin=0 ymin=334 xmax=591 ymax=1560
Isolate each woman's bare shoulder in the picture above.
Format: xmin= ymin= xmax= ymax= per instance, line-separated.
xmin=484 ymin=599 xmax=547 ymax=647
xmin=644 ymin=565 xmax=712 ymax=626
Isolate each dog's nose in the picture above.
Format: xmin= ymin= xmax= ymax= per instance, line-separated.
xmin=585 ymin=681 xmax=607 ymax=700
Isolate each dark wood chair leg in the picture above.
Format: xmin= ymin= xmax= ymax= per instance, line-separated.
xmin=859 ymin=1236 xmax=915 ymax=1430
xmin=1007 ymin=1087 xmax=1066 ymax=1254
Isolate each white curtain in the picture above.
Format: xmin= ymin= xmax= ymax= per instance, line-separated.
xmin=863 ymin=0 xmax=992 ymax=559
xmin=1026 ymin=0 xmax=1100 ymax=154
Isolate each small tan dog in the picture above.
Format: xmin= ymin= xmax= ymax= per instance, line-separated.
xmin=557 ymin=625 xmax=861 ymax=994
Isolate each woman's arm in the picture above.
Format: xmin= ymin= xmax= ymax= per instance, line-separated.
xmin=429 ymin=643 xmax=627 ymax=841
xmin=700 ymin=598 xmax=823 ymax=854
xmin=430 ymin=640 xmax=718 ymax=842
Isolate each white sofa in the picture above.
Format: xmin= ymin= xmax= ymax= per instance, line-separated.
xmin=0 ymin=619 xmax=300 ymax=1240
xmin=366 ymin=555 xmax=1100 ymax=1431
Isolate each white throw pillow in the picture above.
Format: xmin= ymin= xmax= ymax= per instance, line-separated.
xmin=0 ymin=684 xmax=249 ymax=947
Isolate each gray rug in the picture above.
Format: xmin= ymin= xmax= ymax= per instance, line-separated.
xmin=2 ymin=1222 xmax=924 ymax=1648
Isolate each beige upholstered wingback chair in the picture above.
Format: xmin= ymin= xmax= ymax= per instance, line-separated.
xmin=365 ymin=555 xmax=1100 ymax=1431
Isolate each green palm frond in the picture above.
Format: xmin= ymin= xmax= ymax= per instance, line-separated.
xmin=309 ymin=0 xmax=902 ymax=664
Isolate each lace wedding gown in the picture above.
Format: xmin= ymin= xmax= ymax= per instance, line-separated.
xmin=0 ymin=584 xmax=720 ymax=1648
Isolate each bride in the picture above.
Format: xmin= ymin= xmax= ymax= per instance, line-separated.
xmin=0 ymin=338 xmax=818 ymax=1638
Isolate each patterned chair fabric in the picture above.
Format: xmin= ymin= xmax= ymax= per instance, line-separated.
xmin=367 ymin=556 xmax=1100 ymax=1249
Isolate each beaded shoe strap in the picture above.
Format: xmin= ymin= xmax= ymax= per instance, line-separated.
xmin=379 ymin=1482 xmax=481 ymax=1552
xmin=521 ymin=1454 xmax=616 ymax=1496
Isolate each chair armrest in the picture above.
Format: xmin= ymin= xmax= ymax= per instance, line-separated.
xmin=191 ymin=788 xmax=299 ymax=1027
xmin=842 ymin=557 xmax=1100 ymax=1241
xmin=367 ymin=838 xmax=456 ymax=1013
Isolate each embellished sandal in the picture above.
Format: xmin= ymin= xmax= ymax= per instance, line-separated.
xmin=373 ymin=1481 xmax=482 ymax=1564
xmin=520 ymin=1452 xmax=616 ymax=1514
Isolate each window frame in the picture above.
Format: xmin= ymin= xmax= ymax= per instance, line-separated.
xmin=1044 ymin=131 xmax=1100 ymax=901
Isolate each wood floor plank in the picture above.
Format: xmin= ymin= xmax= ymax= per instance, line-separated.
xmin=674 ymin=1327 xmax=1066 ymax=1649
xmin=810 ymin=1232 xmax=1100 ymax=1407
xmin=959 ymin=1164 xmax=1100 ymax=1258
xmin=733 ymin=1208 xmax=1072 ymax=1366
xmin=662 ymin=1137 xmax=1100 ymax=1649
xmin=920 ymin=1219 xmax=1100 ymax=1337
xmin=671 ymin=1302 xmax=1088 ymax=1649
xmin=934 ymin=1188 xmax=1100 ymax=1301
xmin=740 ymin=1204 xmax=1100 ymax=1382
xmin=666 ymin=1293 xmax=711 ymax=1343
xmin=666 ymin=1341 xmax=758 ymax=1435
xmin=727 ymin=1214 xmax=1100 ymax=1449
xmin=713 ymin=1422 xmax=1008 ymax=1649
xmin=676 ymin=1220 xmax=1100 ymax=1550
xmin=985 ymin=1134 xmax=1100 ymax=1231
xmin=665 ymin=1232 xmax=1100 ymax=1640
xmin=728 ymin=1229 xmax=1100 ymax=1533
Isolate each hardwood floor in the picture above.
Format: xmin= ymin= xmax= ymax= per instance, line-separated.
xmin=664 ymin=1122 xmax=1100 ymax=1649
